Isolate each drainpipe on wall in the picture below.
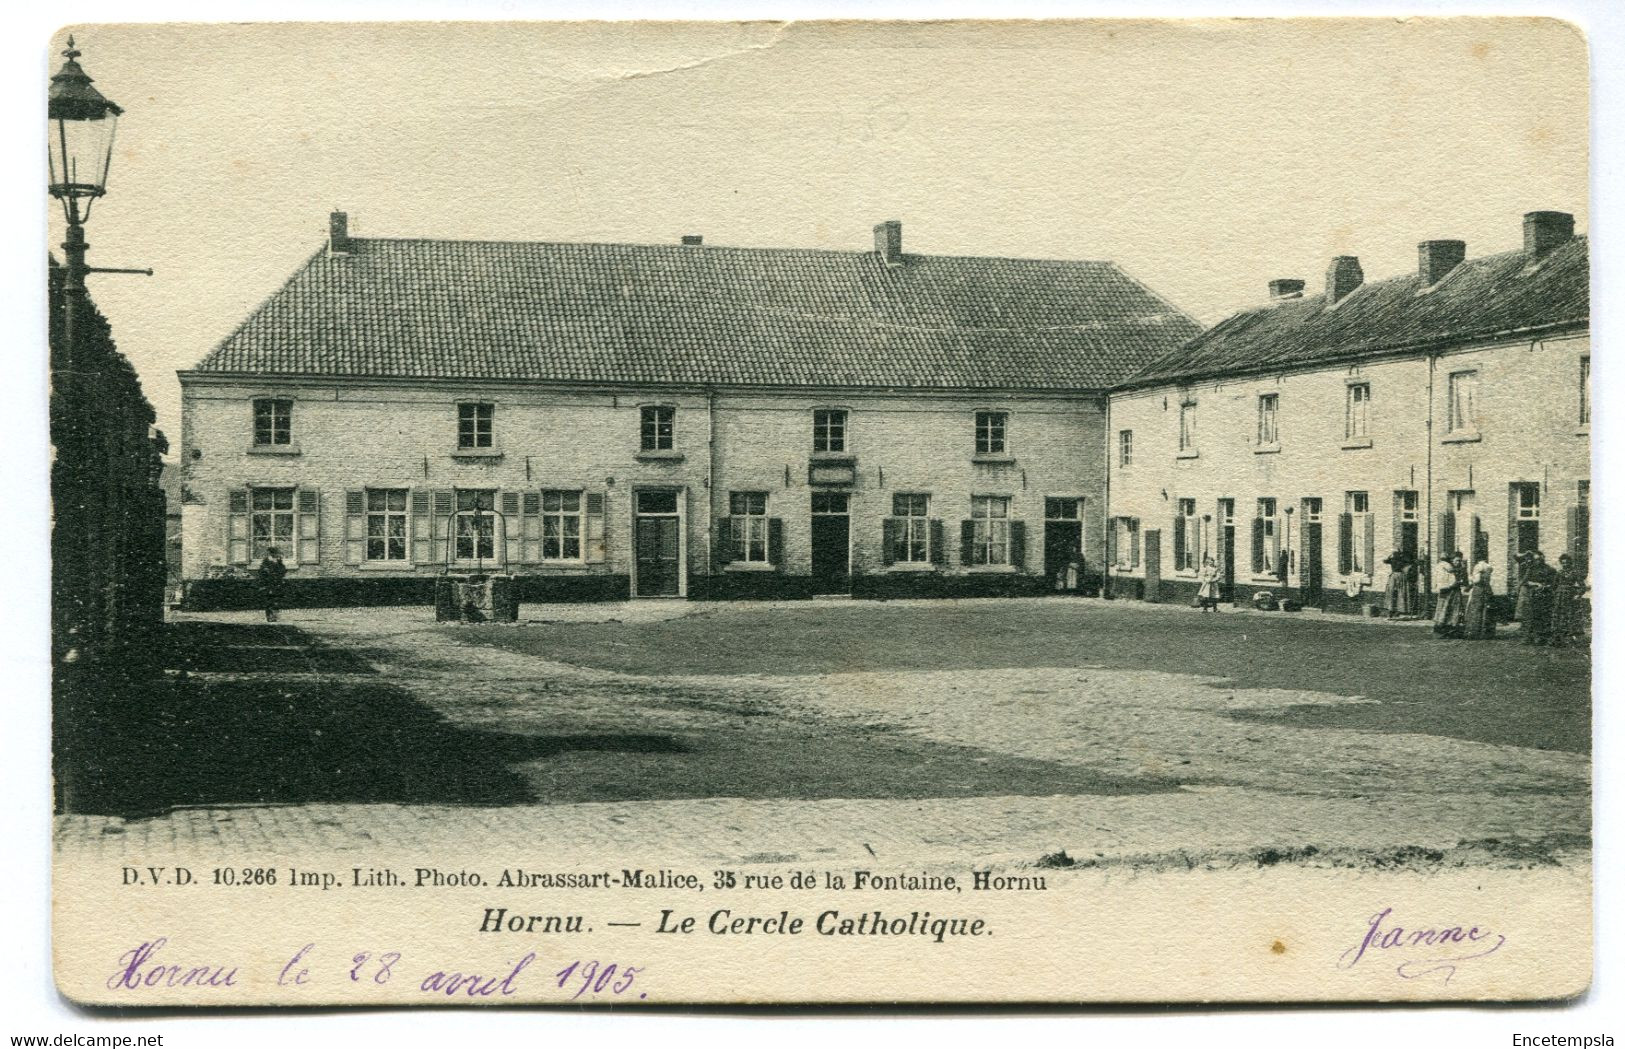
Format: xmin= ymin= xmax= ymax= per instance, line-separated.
xmin=1426 ymin=353 xmax=1436 ymax=567
xmin=706 ymin=387 xmax=716 ymax=583
xmin=1102 ymin=391 xmax=1113 ymax=599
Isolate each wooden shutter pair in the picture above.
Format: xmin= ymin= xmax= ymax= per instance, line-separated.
xmin=227 ymin=488 xmax=318 ymax=565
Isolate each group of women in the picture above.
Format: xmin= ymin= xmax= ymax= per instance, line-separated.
xmin=1428 ymin=548 xmax=1588 ymax=645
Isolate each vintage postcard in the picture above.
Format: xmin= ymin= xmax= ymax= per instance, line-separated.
xmin=49 ymin=18 xmax=1591 ymax=1006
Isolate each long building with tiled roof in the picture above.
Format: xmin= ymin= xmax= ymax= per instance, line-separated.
xmin=179 ymin=215 xmax=1196 ymax=607
xmin=1104 ymin=210 xmax=1590 ymax=620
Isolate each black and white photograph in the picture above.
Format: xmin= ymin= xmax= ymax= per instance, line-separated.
xmin=21 ymin=8 xmax=1615 ymax=1034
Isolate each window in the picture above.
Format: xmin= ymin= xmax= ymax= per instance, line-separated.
xmin=729 ymin=491 xmax=770 ymax=564
xmin=365 ymin=489 xmax=408 ymax=561
xmin=891 ymin=493 xmax=931 ymax=563
xmin=1345 ymin=383 xmax=1370 ymax=440
xmin=1175 ymin=498 xmax=1199 ymax=572
xmin=541 ymin=490 xmax=584 ymax=561
xmin=813 ymin=409 xmax=847 ymax=453
xmin=970 ymin=496 xmax=1010 ymax=566
xmin=640 ymin=406 xmax=675 ymax=452
xmin=1118 ymin=430 xmax=1133 ymax=467
xmin=1447 ymin=370 xmax=1478 ymax=434
xmin=1515 ymin=483 xmax=1540 ymax=522
xmin=1342 ymin=491 xmax=1371 ymax=574
xmin=250 ymin=487 xmax=296 ymax=560
xmin=454 ymin=489 xmax=496 ymax=561
xmin=1111 ymin=517 xmax=1140 ymax=570
xmin=975 ymin=411 xmax=1008 ymax=456
xmin=458 ymin=403 xmax=494 ymax=449
xmin=1178 ymin=399 xmax=1197 ymax=452
xmin=252 ymin=398 xmax=292 ymax=446
xmin=1253 ymin=498 xmax=1280 ymax=575
xmin=1580 ymin=356 xmax=1591 ymax=426
xmin=1174 ymin=497 xmax=1199 ymax=572
xmin=1045 ymin=497 xmax=1082 ymax=520
xmin=1257 ymin=394 xmax=1279 ymax=446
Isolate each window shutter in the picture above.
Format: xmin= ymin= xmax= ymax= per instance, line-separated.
xmin=522 ymin=492 xmax=542 ymax=564
xmin=1338 ymin=513 xmax=1354 ymax=574
xmin=1129 ymin=520 xmax=1141 ymax=569
xmin=227 ymin=487 xmax=250 ymax=565
xmin=881 ymin=518 xmax=897 ymax=566
xmin=961 ymin=520 xmax=976 ymax=567
xmin=1467 ymin=514 xmax=1483 ymax=565
xmin=344 ymin=489 xmax=365 ymax=565
xmin=1298 ymin=510 xmax=1312 ymax=583
xmin=1106 ymin=518 xmax=1118 ymax=567
xmin=715 ymin=517 xmax=735 ymax=566
xmin=1506 ymin=485 xmax=1521 ymax=591
xmin=1251 ymin=518 xmax=1265 ymax=574
xmin=585 ymin=491 xmax=607 ymax=563
xmin=1010 ymin=520 xmax=1026 ymax=569
xmin=1392 ymin=495 xmax=1403 ymax=557
xmin=768 ymin=518 xmax=784 ymax=566
xmin=1566 ymin=505 xmax=1585 ymax=569
xmin=929 ymin=519 xmax=946 ymax=566
xmin=500 ymin=492 xmax=520 ymax=516
xmin=297 ymin=489 xmax=321 ymax=565
xmin=1434 ymin=513 xmax=1452 ymax=565
xmin=499 ymin=492 xmax=521 ymax=567
xmin=410 ymin=490 xmax=432 ymax=565
xmin=1172 ymin=515 xmax=1186 ymax=570
xmin=1363 ymin=515 xmax=1375 ymax=577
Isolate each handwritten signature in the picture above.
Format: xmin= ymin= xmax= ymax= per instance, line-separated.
xmin=1337 ymin=907 xmax=1506 ymax=983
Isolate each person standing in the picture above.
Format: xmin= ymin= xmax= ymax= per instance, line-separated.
xmin=1451 ymin=552 xmax=1470 ymax=633
xmin=258 ymin=546 xmax=287 ymax=623
xmin=1549 ymin=553 xmax=1586 ymax=647
xmin=1195 ymin=555 xmax=1221 ymax=612
xmin=1520 ymin=551 xmax=1557 ymax=645
xmin=1432 ymin=552 xmax=1463 ymax=638
xmin=1383 ymin=549 xmax=1413 ymax=618
xmin=1462 ymin=556 xmax=1496 ymax=640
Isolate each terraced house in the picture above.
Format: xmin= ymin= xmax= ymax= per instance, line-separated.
xmin=1105 ymin=210 xmax=1589 ymax=614
xmin=177 ymin=214 xmax=1198 ymax=607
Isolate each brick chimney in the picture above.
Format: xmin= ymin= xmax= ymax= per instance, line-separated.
xmin=1523 ymin=211 xmax=1574 ymax=256
xmin=1417 ymin=240 xmax=1465 ymax=286
xmin=328 ymin=211 xmax=351 ymax=255
xmin=681 ymin=234 xmax=703 ymax=246
xmin=873 ymin=220 xmax=903 ymax=267
xmin=1325 ymin=256 xmax=1363 ymax=304
xmin=1268 ymin=279 xmax=1305 ymax=300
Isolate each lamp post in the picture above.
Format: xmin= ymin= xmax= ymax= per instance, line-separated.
xmin=49 ymin=36 xmax=149 ymax=665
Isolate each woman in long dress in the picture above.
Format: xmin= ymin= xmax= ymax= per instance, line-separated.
xmin=1432 ymin=554 xmax=1463 ymax=638
xmin=1195 ymin=555 xmax=1221 ymax=612
xmin=1548 ymin=554 xmax=1586 ymax=647
xmin=1462 ymin=558 xmax=1495 ymax=639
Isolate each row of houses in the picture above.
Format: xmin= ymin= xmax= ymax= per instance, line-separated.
xmin=176 ymin=210 xmax=1589 ymax=613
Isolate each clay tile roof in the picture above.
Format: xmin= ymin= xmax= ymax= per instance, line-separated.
xmin=1125 ymin=236 xmax=1589 ymax=388
xmin=189 ymin=236 xmax=1200 ymax=390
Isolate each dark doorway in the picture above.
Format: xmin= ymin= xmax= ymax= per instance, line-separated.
xmin=810 ymin=491 xmax=850 ymax=594
xmin=1304 ymin=523 xmax=1324 ymax=607
xmin=1045 ymin=521 xmax=1083 ymax=588
xmin=1142 ymin=528 xmax=1162 ymax=603
xmin=634 ymin=490 xmax=682 ymax=597
xmin=1217 ymin=498 xmax=1236 ymax=603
